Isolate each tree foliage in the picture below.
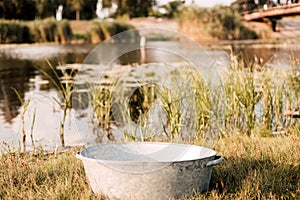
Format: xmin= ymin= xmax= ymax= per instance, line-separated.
xmin=125 ymin=0 xmax=154 ymax=18
xmin=0 ymin=0 xmax=156 ymax=20
xmin=0 ymin=0 xmax=36 ymax=20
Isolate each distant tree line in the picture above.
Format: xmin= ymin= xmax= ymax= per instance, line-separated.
xmin=0 ymin=0 xmax=156 ymax=20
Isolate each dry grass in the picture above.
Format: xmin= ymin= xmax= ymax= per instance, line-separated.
xmin=69 ymin=20 xmax=93 ymax=35
xmin=192 ymin=133 xmax=300 ymax=199
xmin=177 ymin=6 xmax=258 ymax=42
xmin=0 ymin=150 xmax=97 ymax=199
xmin=1 ymin=133 xmax=299 ymax=199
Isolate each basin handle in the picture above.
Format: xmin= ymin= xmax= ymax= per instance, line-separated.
xmin=76 ymin=152 xmax=84 ymax=160
xmin=206 ymin=156 xmax=223 ymax=167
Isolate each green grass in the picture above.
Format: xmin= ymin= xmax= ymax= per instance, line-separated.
xmin=0 ymin=134 xmax=299 ymax=199
xmin=192 ymin=134 xmax=300 ymax=199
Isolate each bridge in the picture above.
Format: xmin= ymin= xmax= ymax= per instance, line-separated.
xmin=242 ymin=3 xmax=300 ymax=21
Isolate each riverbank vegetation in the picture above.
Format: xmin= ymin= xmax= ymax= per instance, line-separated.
xmin=1 ymin=3 xmax=274 ymax=44
xmin=0 ymin=51 xmax=299 ymax=199
xmin=0 ymin=19 xmax=73 ymax=44
xmin=178 ymin=6 xmax=259 ymax=42
xmin=0 ymin=133 xmax=299 ymax=199
xmin=0 ymin=20 xmax=31 ymax=43
xmin=0 ymin=19 xmax=135 ymax=44
xmin=90 ymin=58 xmax=300 ymax=142
xmin=89 ymin=21 xmax=136 ymax=43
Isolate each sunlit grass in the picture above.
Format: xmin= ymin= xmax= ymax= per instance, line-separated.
xmin=177 ymin=6 xmax=258 ymax=42
xmin=191 ymin=134 xmax=300 ymax=199
xmin=0 ymin=133 xmax=299 ymax=199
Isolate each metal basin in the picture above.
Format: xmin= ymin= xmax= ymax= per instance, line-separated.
xmin=76 ymin=142 xmax=222 ymax=200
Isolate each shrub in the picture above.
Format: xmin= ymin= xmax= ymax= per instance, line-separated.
xmin=0 ymin=19 xmax=73 ymax=44
xmin=89 ymin=20 xmax=138 ymax=44
xmin=178 ymin=6 xmax=258 ymax=41
xmin=0 ymin=20 xmax=32 ymax=43
xmin=29 ymin=18 xmax=73 ymax=43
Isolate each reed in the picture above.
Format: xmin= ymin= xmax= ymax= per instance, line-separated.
xmin=94 ymin=87 xmax=112 ymax=132
xmin=156 ymin=84 xmax=183 ymax=139
xmin=37 ymin=61 xmax=75 ymax=147
xmin=11 ymin=88 xmax=31 ymax=152
xmin=30 ymin=108 xmax=37 ymax=148
xmin=90 ymin=59 xmax=299 ymax=141
xmin=222 ymin=59 xmax=300 ymax=136
xmin=186 ymin=70 xmax=213 ymax=141
xmin=222 ymin=69 xmax=259 ymax=136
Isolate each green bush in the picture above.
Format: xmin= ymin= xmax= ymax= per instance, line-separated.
xmin=178 ymin=6 xmax=258 ymax=40
xmin=29 ymin=18 xmax=73 ymax=43
xmin=0 ymin=19 xmax=73 ymax=44
xmin=89 ymin=21 xmax=138 ymax=43
xmin=0 ymin=20 xmax=32 ymax=43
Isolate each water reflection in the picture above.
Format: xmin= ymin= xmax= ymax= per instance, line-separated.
xmin=0 ymin=56 xmax=34 ymax=123
xmin=233 ymin=43 xmax=300 ymax=70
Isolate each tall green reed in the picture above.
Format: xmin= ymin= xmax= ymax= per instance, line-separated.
xmin=37 ymin=61 xmax=75 ymax=147
xmin=89 ymin=59 xmax=299 ymax=141
xmin=156 ymin=85 xmax=183 ymax=139
xmin=12 ymin=88 xmax=30 ymax=151
xmin=223 ymin=57 xmax=300 ymax=136
xmin=11 ymin=89 xmax=36 ymax=151
xmin=94 ymin=87 xmax=112 ymax=132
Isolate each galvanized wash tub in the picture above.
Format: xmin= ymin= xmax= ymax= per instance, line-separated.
xmin=76 ymin=142 xmax=222 ymax=200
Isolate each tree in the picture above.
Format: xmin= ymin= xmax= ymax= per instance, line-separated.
xmin=116 ymin=0 xmax=128 ymax=16
xmin=115 ymin=0 xmax=155 ymax=18
xmin=126 ymin=0 xmax=154 ymax=18
xmin=0 ymin=0 xmax=36 ymax=20
xmin=35 ymin=0 xmax=61 ymax=19
xmin=65 ymin=0 xmax=97 ymax=20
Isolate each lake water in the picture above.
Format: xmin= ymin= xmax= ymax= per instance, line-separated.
xmin=0 ymin=41 xmax=299 ymax=152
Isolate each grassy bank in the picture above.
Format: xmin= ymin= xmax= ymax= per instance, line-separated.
xmin=177 ymin=6 xmax=259 ymax=42
xmin=0 ymin=20 xmax=31 ymax=43
xmin=0 ymin=134 xmax=299 ymax=199
xmin=89 ymin=21 xmax=137 ymax=43
xmin=0 ymin=19 xmax=135 ymax=44
xmin=0 ymin=19 xmax=73 ymax=44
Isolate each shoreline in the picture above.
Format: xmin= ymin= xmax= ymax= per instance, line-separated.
xmin=0 ymin=17 xmax=300 ymax=50
xmin=1 ymin=17 xmax=300 ymax=50
xmin=1 ymin=36 xmax=300 ymax=52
